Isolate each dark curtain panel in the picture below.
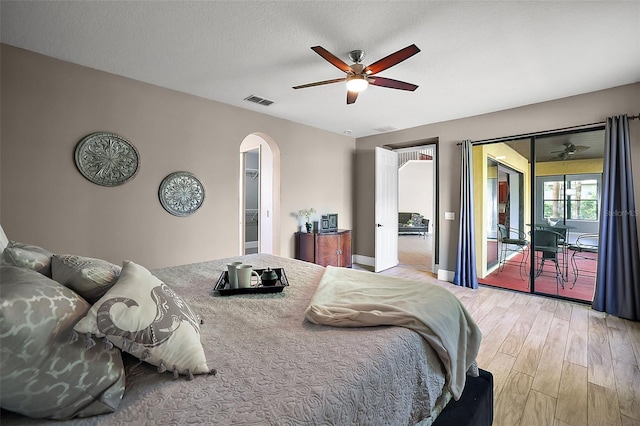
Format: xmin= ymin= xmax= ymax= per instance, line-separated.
xmin=454 ymin=140 xmax=478 ymax=289
xmin=593 ymin=115 xmax=640 ymax=321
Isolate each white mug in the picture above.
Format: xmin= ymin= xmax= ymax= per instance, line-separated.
xmin=236 ymin=264 xmax=261 ymax=288
xmin=227 ymin=262 xmax=243 ymax=289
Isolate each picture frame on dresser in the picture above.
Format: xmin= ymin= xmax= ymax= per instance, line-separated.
xmin=319 ymin=213 xmax=338 ymax=234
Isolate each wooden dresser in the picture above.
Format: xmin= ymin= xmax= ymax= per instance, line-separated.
xmin=295 ymin=230 xmax=352 ymax=268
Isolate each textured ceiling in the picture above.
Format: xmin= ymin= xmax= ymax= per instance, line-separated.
xmin=1 ymin=1 xmax=639 ymax=138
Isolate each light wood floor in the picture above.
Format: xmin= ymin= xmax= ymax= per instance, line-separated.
xmin=355 ymin=262 xmax=640 ymax=426
xmin=398 ymin=234 xmax=433 ymax=272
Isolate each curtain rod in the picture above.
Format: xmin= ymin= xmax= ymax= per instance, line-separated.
xmin=456 ymin=113 xmax=640 ymax=146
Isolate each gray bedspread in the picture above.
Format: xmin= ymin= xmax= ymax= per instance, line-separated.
xmin=2 ymin=254 xmax=454 ymax=425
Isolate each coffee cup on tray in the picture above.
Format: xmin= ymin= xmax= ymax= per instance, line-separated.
xmin=236 ymin=264 xmax=261 ymax=288
xmin=226 ymin=262 xmax=243 ymax=289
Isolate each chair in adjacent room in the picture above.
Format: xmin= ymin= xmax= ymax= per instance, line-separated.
xmin=497 ymin=224 xmax=529 ymax=279
xmin=422 ymin=218 xmax=430 ymax=235
xmin=532 ymin=229 xmax=566 ymax=289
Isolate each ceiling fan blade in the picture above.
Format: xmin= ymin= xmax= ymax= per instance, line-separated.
xmin=311 ymin=46 xmax=353 ymax=73
xmin=364 ymin=44 xmax=420 ymax=75
xmin=370 ymin=76 xmax=418 ymax=91
xmin=550 ymin=144 xmax=590 ymax=154
xmin=292 ymin=77 xmax=345 ymax=90
xmin=347 ymin=90 xmax=358 ymax=104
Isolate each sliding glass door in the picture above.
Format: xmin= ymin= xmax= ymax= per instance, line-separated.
xmin=474 ymin=138 xmax=530 ymax=292
xmin=474 ymin=128 xmax=604 ymax=303
xmin=532 ymin=131 xmax=603 ymax=301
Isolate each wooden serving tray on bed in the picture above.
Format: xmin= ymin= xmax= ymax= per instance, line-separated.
xmin=214 ymin=267 xmax=289 ymax=296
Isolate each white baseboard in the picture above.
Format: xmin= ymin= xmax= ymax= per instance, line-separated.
xmin=353 ymin=255 xmax=451 ymax=282
xmin=352 ymin=254 xmax=375 ymax=267
xmin=437 ymin=269 xmax=455 ymax=282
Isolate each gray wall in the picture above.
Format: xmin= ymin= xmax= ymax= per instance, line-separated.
xmin=355 ymin=83 xmax=640 ymax=273
xmin=3 ymin=43 xmax=638 ymax=273
xmin=0 ymin=44 xmax=355 ymax=269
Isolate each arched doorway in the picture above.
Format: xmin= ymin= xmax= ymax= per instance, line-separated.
xmin=239 ymin=133 xmax=281 ymax=255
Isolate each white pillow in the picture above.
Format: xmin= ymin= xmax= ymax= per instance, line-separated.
xmin=0 ymin=225 xmax=8 ymax=254
xmin=74 ymin=260 xmax=212 ymax=377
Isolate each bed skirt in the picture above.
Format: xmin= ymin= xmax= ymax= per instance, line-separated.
xmin=432 ymin=368 xmax=494 ymax=426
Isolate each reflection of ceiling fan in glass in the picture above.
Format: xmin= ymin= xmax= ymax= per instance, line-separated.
xmin=551 ymin=142 xmax=590 ymax=160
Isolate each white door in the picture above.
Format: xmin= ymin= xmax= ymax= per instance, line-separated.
xmin=258 ymin=145 xmax=274 ymax=254
xmin=375 ymin=147 xmax=399 ymax=272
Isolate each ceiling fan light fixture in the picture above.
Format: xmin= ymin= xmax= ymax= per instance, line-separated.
xmin=295 ymin=44 xmax=419 ymax=103
xmin=346 ymin=74 xmax=369 ymax=92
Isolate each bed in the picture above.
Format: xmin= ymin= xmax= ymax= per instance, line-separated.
xmin=1 ymin=251 xmax=491 ymax=425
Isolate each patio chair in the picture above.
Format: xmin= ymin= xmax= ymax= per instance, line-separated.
xmin=532 ymin=229 xmax=566 ymax=289
xmin=497 ymin=224 xmax=529 ymax=280
xmin=568 ymin=233 xmax=599 ymax=288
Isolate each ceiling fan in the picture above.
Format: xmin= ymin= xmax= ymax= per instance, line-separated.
xmin=292 ymin=44 xmax=420 ymax=104
xmin=551 ymin=142 xmax=590 ymax=160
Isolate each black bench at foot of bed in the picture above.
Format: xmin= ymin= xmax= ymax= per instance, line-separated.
xmin=432 ymin=368 xmax=494 ymax=426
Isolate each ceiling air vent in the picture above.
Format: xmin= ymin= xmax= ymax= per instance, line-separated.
xmin=244 ymin=95 xmax=274 ymax=106
xmin=373 ymin=126 xmax=398 ymax=133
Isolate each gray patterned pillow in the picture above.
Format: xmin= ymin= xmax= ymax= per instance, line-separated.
xmin=0 ymin=241 xmax=53 ymax=277
xmin=52 ymin=254 xmax=122 ymax=303
xmin=0 ymin=265 xmax=125 ymax=420
xmin=74 ymin=260 xmax=212 ymax=378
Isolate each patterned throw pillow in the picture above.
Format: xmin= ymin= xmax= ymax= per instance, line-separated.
xmin=410 ymin=213 xmax=424 ymax=226
xmin=52 ymin=254 xmax=122 ymax=303
xmin=74 ymin=260 xmax=212 ymax=377
xmin=0 ymin=265 xmax=125 ymax=420
xmin=0 ymin=241 xmax=53 ymax=277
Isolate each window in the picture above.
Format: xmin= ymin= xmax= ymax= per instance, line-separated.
xmin=567 ymin=178 xmax=598 ymax=220
xmin=543 ymin=180 xmax=565 ymax=220
xmin=541 ymin=175 xmax=599 ymax=222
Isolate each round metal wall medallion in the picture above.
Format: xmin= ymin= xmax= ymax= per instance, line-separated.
xmin=159 ymin=171 xmax=205 ymax=216
xmin=74 ymin=132 xmax=140 ymax=186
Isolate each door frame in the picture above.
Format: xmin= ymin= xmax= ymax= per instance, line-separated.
xmin=395 ymin=143 xmax=438 ymax=273
xmin=242 ymin=147 xmax=260 ymax=255
xmin=239 ymin=133 xmax=281 ymax=256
